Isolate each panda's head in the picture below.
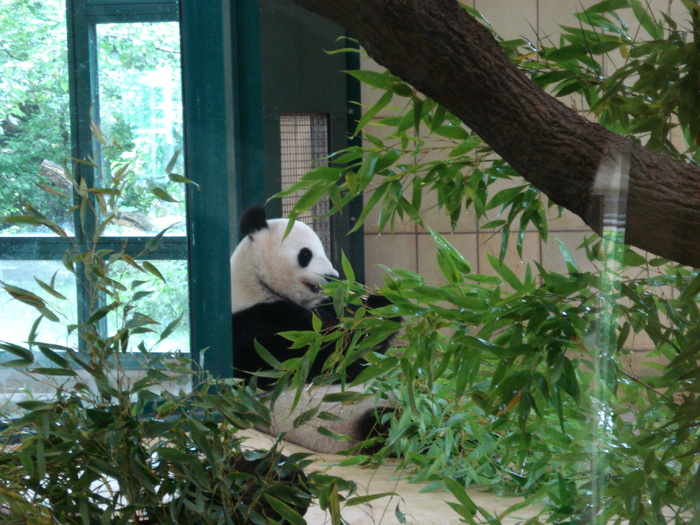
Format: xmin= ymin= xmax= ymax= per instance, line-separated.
xmin=230 ymin=206 xmax=339 ymax=313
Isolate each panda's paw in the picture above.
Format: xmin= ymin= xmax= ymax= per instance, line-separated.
xmin=353 ymin=405 xmax=397 ymax=454
xmin=364 ymin=293 xmax=403 ymax=327
xmin=365 ymin=293 xmax=392 ymax=310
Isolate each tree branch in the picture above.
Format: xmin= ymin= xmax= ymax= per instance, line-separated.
xmin=294 ymin=0 xmax=700 ymax=268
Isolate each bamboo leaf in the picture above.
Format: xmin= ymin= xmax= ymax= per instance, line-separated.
xmin=1 ymin=281 xmax=46 ymax=309
xmin=487 ymin=254 xmax=522 ymax=290
xmin=159 ymin=314 xmax=183 ymax=342
xmin=1 ymin=215 xmax=42 ymax=226
xmin=12 ymin=206 xmax=69 ymax=238
xmin=430 ymin=228 xmax=472 ymax=283
xmin=31 ymin=367 xmax=77 ymax=377
xmin=347 ymin=492 xmax=397 ymax=506
xmin=86 ymin=187 xmax=120 ymax=195
xmin=145 ymin=224 xmax=176 ymax=253
xmin=443 ymin=477 xmax=477 ymax=517
xmin=264 ymin=496 xmax=307 ymax=525
xmin=433 ymin=123 xmax=470 ymax=140
xmin=344 ymin=69 xmax=396 ymax=90
xmin=34 ymin=277 xmax=67 ymax=301
xmin=35 ymin=183 xmax=69 ymax=198
xmin=679 ymin=272 xmax=700 ymax=305
xmin=164 ymin=148 xmax=181 ymax=174
xmin=143 ymin=261 xmax=165 ymax=282
xmin=630 ymin=0 xmax=663 ymax=39
xmin=168 ymin=173 xmax=199 ymax=188
xmin=287 ymin=184 xmax=331 ymax=222
xmin=90 ymin=119 xmax=108 ymax=145
xmin=86 ymin=302 xmax=120 ymax=325
xmin=38 ymin=345 xmax=70 ymax=368
xmin=151 ymin=187 xmax=179 ymax=203
xmin=555 ymin=238 xmax=580 ymax=273
xmin=328 ymin=481 xmax=341 ymax=525
xmin=0 ymin=342 xmax=34 ymax=363
xmin=348 ymin=181 xmax=388 ymax=234
xmin=353 ymin=90 xmax=393 ymax=136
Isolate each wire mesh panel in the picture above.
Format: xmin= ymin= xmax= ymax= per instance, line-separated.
xmin=279 ymin=114 xmax=332 ymax=254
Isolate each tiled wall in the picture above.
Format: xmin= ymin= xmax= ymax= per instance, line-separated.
xmin=361 ymin=0 xmax=682 ymax=371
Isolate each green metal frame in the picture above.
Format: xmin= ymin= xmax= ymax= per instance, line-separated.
xmin=64 ymin=0 xmax=185 ymax=352
xmin=64 ymin=0 xmax=238 ymax=376
xmin=66 ymin=0 xmax=238 ymax=376
xmin=179 ymin=0 xmax=235 ymax=376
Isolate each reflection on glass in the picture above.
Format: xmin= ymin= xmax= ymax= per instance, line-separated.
xmin=0 ymin=260 xmax=77 ymax=347
xmin=96 ymin=22 xmax=186 ymax=236
xmin=590 ymin=147 xmax=630 ymax=522
xmin=0 ymin=0 xmax=71 ymax=235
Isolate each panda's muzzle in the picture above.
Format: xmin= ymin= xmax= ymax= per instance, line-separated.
xmin=304 ymin=273 xmax=336 ymax=294
xmin=303 ymin=280 xmax=323 ymax=294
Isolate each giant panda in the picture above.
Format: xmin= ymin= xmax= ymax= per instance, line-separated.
xmin=230 ymin=205 xmax=399 ymax=454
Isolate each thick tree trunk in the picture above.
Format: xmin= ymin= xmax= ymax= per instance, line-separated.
xmin=294 ymin=0 xmax=700 ymax=268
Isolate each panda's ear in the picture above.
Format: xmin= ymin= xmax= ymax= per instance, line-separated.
xmin=240 ymin=205 xmax=268 ymax=236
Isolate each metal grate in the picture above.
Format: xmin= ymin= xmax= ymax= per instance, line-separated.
xmin=279 ymin=114 xmax=332 ymax=254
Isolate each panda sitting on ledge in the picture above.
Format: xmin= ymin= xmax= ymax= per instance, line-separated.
xmin=230 ymin=205 xmax=400 ymax=454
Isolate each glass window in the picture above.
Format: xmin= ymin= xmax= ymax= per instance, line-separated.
xmin=0 ymin=2 xmax=189 ymax=358
xmin=0 ymin=260 xmax=78 ymax=347
xmin=92 ymin=21 xmax=189 ymax=353
xmin=105 ymin=259 xmax=189 ymax=353
xmin=96 ymin=22 xmax=186 ymax=236
xmin=0 ymin=0 xmax=71 ymax=231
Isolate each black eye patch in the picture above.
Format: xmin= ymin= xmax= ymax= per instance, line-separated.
xmin=298 ymin=247 xmax=313 ymax=268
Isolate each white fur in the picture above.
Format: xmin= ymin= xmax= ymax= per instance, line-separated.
xmin=256 ymin=384 xmax=392 ymax=454
xmin=230 ymin=218 xmax=338 ymax=313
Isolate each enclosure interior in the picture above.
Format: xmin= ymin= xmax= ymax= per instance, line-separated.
xmin=0 ymin=0 xmax=698 ymax=522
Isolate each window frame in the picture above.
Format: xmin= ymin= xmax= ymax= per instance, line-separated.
xmin=1 ymin=0 xmax=361 ymax=380
xmin=0 ymin=0 xmax=233 ymax=374
xmin=66 ymin=0 xmax=236 ymax=375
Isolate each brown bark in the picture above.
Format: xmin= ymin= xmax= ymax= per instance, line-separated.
xmin=40 ymin=159 xmax=72 ymax=192
xmin=294 ymin=0 xmax=700 ymax=268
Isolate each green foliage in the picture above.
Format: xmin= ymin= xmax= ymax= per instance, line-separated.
xmin=275 ymin=2 xmax=700 ymax=522
xmin=3 ymin=1 xmax=700 ymax=522
xmin=0 ymin=0 xmax=70 ymax=224
xmin=0 ymin=142 xmax=357 ymax=524
xmin=515 ymin=0 xmax=700 ymax=159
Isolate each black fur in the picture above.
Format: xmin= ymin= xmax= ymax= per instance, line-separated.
xmin=297 ymin=247 xmax=312 ymax=268
xmin=239 ymin=206 xmax=268 ymax=237
xmin=232 ymin=300 xmax=390 ymax=389
xmin=357 ymin=406 xmax=397 ymax=454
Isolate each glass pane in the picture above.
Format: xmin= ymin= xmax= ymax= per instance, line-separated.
xmin=0 ymin=259 xmax=190 ymax=402
xmin=0 ymin=260 xmax=77 ymax=347
xmin=106 ymin=259 xmax=190 ymax=354
xmin=0 ymin=0 xmax=71 ymax=234
xmin=96 ymin=22 xmax=186 ymax=236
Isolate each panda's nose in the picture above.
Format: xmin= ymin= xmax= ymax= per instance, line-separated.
xmin=324 ymin=271 xmax=339 ymax=281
